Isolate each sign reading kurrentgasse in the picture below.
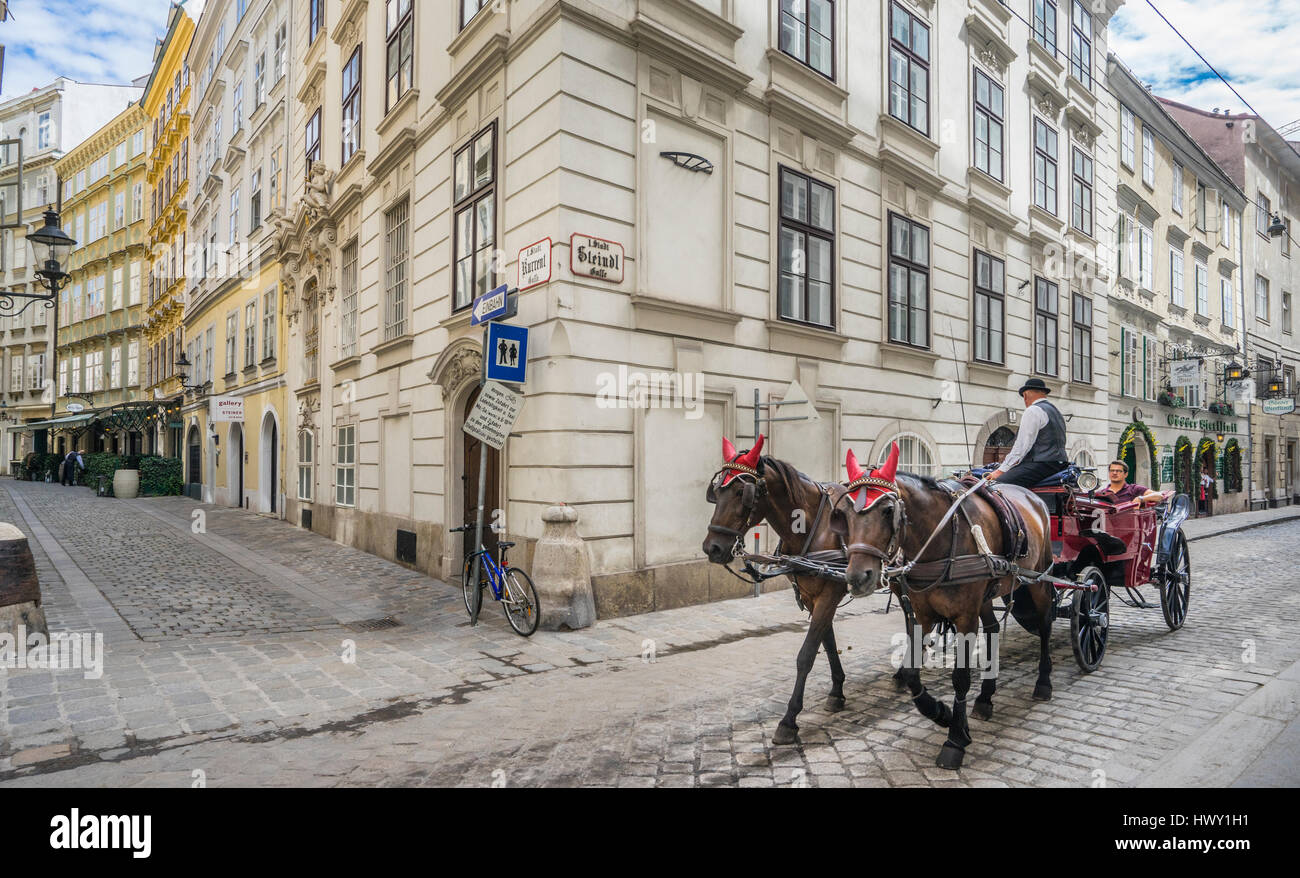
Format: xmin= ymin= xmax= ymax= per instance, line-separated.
xmin=570 ymin=234 xmax=624 ymax=283
xmin=210 ymin=396 xmax=245 ymax=423
xmin=519 ymin=238 xmax=552 ymax=290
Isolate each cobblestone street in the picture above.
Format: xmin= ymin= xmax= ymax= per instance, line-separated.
xmin=2 ymin=479 xmax=1299 ymax=787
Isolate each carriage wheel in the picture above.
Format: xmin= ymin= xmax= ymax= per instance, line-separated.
xmin=1069 ymin=566 xmax=1109 ymax=673
xmin=1159 ymin=531 xmax=1191 ymax=631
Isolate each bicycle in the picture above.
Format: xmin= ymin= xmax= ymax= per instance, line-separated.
xmin=451 ymin=525 xmax=541 ymax=636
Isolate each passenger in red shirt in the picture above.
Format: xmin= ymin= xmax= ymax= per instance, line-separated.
xmin=1097 ymin=460 xmax=1165 ymax=507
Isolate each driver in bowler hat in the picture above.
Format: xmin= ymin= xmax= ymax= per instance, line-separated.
xmin=986 ymin=378 xmax=1071 ymax=488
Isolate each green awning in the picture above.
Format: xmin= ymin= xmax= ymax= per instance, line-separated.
xmin=18 ymin=413 xmax=96 ymax=432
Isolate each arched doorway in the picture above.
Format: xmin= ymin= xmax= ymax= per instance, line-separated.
xmin=461 ymin=385 xmax=500 ymax=571
xmin=186 ymin=425 xmax=202 ymax=500
xmin=228 ymin=423 xmax=244 ymax=508
xmin=1197 ymin=437 xmax=1217 ymax=517
xmin=260 ymin=410 xmax=279 ymax=515
xmin=1118 ymin=422 xmax=1157 ymax=488
xmin=983 ymin=426 xmax=1017 ymax=467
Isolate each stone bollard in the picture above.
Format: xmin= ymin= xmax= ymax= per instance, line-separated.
xmin=531 ymin=504 xmax=597 ymax=631
xmin=0 ymin=522 xmax=49 ymax=640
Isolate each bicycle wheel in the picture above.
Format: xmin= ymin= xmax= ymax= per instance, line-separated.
xmin=501 ymin=568 xmax=540 ymax=636
xmin=462 ymin=554 xmax=485 ymax=620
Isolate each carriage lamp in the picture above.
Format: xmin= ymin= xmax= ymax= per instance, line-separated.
xmin=1225 ymin=361 xmax=1246 ymax=381
xmin=1076 ymin=470 xmax=1099 ymax=492
xmin=1216 ymin=432 xmax=1225 ymax=444
xmin=1268 ymin=213 xmax=1288 ymax=238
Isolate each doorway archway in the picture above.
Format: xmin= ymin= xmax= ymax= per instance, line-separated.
xmin=259 ymin=409 xmax=279 ymax=515
xmin=461 ymin=384 xmax=501 ymax=571
xmin=228 ymin=423 xmax=244 ymax=508
xmin=982 ymin=426 xmax=1017 ymax=467
xmin=186 ymin=425 xmax=202 ymax=500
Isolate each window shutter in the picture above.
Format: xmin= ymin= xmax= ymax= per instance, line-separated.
xmin=1120 ymin=327 xmax=1127 ymax=396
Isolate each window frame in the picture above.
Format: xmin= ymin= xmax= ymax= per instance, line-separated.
xmin=386 ymin=0 xmax=415 ymax=112
xmin=1032 ymin=117 xmax=1058 ymax=215
xmin=778 ymin=0 xmax=835 ymax=81
xmin=1071 ymin=292 xmax=1092 ymax=384
xmin=1194 ymin=259 xmax=1209 ymax=316
xmin=298 ymin=430 xmax=314 ymax=502
xmin=309 ymin=0 xmax=325 ymax=43
xmin=335 ymin=425 xmax=356 ymax=507
xmin=452 ymin=123 xmax=498 ymax=313
xmin=886 ymin=211 xmax=931 ymax=349
xmin=1141 ymin=126 xmax=1155 ymax=188
xmin=305 ymin=108 xmax=321 ymax=176
xmin=1032 ymin=0 xmax=1058 ymax=55
xmin=1070 ymin=145 xmax=1093 ymax=237
xmin=1069 ymin=0 xmax=1092 ymax=89
xmin=1034 ymin=276 xmax=1059 ymax=377
xmin=887 ymin=1 xmax=930 ymax=136
xmin=1256 ymin=275 xmax=1270 ymax=324
xmin=340 ymin=239 xmax=359 ymax=359
xmin=384 ymin=198 xmax=411 ymax=340
xmin=777 ymin=165 xmax=836 ymax=330
xmin=342 ymin=46 xmax=362 ymax=166
xmin=972 ymin=249 xmax=1005 ymax=365
xmin=972 ymin=67 xmax=1005 ymax=183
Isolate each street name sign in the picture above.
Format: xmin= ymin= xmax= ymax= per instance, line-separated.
xmin=471 ymin=283 xmax=512 ymax=326
xmin=484 ymin=322 xmax=529 ymax=385
xmin=570 ymin=234 xmax=624 ymax=283
xmin=519 ymin=238 xmax=552 ymax=290
xmin=463 ymin=380 xmax=524 ymax=451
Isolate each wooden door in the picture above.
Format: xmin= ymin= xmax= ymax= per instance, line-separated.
xmin=462 ymin=386 xmax=500 ymax=568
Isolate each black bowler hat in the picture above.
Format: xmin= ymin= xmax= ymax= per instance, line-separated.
xmin=1017 ymin=377 xmax=1052 ymax=395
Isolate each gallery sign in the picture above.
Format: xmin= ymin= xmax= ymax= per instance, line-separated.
xmin=518 ymin=238 xmax=552 ymax=290
xmin=570 ymin=234 xmax=624 ymax=283
xmin=210 ymin=396 xmax=245 ymax=423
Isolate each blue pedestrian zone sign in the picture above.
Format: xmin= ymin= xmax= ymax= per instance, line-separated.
xmin=485 ymin=322 xmax=529 ymax=385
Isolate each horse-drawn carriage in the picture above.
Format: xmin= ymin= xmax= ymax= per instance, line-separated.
xmin=703 ymin=436 xmax=1193 ymax=769
xmin=975 ymin=464 xmax=1193 ymax=673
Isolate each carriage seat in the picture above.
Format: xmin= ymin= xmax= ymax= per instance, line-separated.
xmin=1032 ymin=465 xmax=1078 ymax=488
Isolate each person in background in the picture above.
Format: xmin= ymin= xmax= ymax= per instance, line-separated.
xmin=61 ymin=448 xmax=85 ymax=487
xmin=1199 ymin=466 xmax=1215 ymax=516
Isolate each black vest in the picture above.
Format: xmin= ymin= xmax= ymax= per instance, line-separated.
xmin=1029 ymin=400 xmax=1068 ymax=463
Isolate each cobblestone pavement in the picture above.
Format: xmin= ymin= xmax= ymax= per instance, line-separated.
xmin=1 ymin=479 xmax=1298 ymax=787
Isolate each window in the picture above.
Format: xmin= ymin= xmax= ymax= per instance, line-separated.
xmin=70 ymin=355 xmax=81 ymax=394
xmin=887 ymin=213 xmax=929 ymax=347
xmin=1257 ymin=193 xmax=1270 ymax=237
xmin=1141 ymin=127 xmax=1154 ymax=187
xmin=114 ymin=191 xmax=126 ymax=229
xmin=1033 ymin=118 xmax=1058 ymax=214
xmin=973 ymin=68 xmax=1004 ymax=182
xmin=305 ymin=109 xmax=321 ymax=175
xmin=1120 ymin=105 xmax=1134 ymax=169
xmin=1170 ymin=247 xmax=1185 ymax=306
xmin=87 ymin=274 xmax=105 ymax=317
xmin=340 ymin=240 xmax=358 ymax=358
xmin=1222 ymin=277 xmax=1234 ymax=327
xmin=1221 ymin=199 xmax=1232 ymax=249
xmin=1069 ymin=0 xmax=1092 ymax=89
xmin=888 ymin=2 xmax=929 ymax=135
xmin=229 ymin=187 xmax=240 ymax=251
xmin=250 ymin=170 xmax=262 ymax=232
xmin=1139 ymin=223 xmax=1153 ymax=289
xmin=262 ymin=288 xmax=276 ymax=360
xmin=232 ymin=81 xmax=243 ymax=132
xmin=129 ymin=261 xmax=141 ymax=306
xmin=342 ymin=47 xmax=362 ymax=165
xmin=461 ymin=0 xmax=489 ymax=29
xmin=9 ymin=355 xmax=22 ymax=392
xmin=1033 ymin=0 xmax=1057 ymax=55
xmin=309 ymin=0 xmax=324 ymax=42
xmin=29 ymin=354 xmax=45 ymax=392
xmin=453 ymin=125 xmax=496 ymax=311
xmin=1194 ymin=260 xmax=1208 ymax=316
xmin=1285 ymin=291 xmax=1293 ymax=334
xmin=881 ymin=434 xmax=938 ymax=478
xmin=779 ymin=0 xmax=834 ymax=79
xmin=274 ymin=23 xmax=287 ymax=79
xmin=973 ymin=250 xmax=1004 ymax=364
xmin=386 ymin=0 xmax=414 ymax=111
xmin=1034 ymin=277 xmax=1059 ymax=376
xmin=110 ymin=346 xmax=122 ymax=390
xmin=1071 ymin=293 xmax=1092 ymax=383
xmin=1121 ymin=327 xmax=1138 ymax=397
xmin=1256 ymin=275 xmax=1269 ymax=322
xmin=245 ymin=300 xmax=257 ymax=367
xmin=254 ymin=52 xmax=266 ymax=108
xmin=1071 ymin=147 xmax=1093 ymax=236
xmin=778 ymin=167 xmax=835 ymax=328
xmin=1196 ymin=183 xmax=1207 ymax=232
xmin=298 ymin=431 xmax=314 ymax=501
xmin=1283 ymin=219 xmax=1291 ymax=258
xmin=58 ymin=360 xmax=68 ymax=397
xmin=1117 ymin=213 xmax=1134 ymax=278
xmin=335 ymin=425 xmax=356 ymax=507
xmin=225 ymin=312 xmax=238 ymax=374
xmin=204 ymin=328 xmax=214 ymax=384
xmin=384 ymin=199 xmax=410 ymax=340
xmin=128 ymin=342 xmax=139 ymax=386
xmin=270 ymin=147 xmax=282 ymax=209
xmin=38 ymin=112 xmax=52 ymax=149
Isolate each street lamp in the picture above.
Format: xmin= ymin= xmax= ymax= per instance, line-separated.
xmin=175 ymin=352 xmax=205 ymax=393
xmin=1225 ymin=361 xmax=1246 ymax=381
xmin=1267 ymin=213 xmax=1288 ymax=238
xmin=0 ymin=209 xmax=75 ymax=318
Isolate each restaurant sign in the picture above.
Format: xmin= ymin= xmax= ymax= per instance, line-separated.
xmin=1261 ymin=397 xmax=1296 ymax=415
xmin=1166 ymin=414 xmax=1236 ymax=434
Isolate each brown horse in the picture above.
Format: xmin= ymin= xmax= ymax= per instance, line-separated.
xmin=702 ymin=435 xmax=853 ymax=745
xmin=831 ymin=443 xmax=1054 ymax=769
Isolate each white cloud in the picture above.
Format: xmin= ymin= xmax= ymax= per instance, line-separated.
xmin=1110 ymin=0 xmax=1300 ymax=135
xmin=0 ymin=0 xmax=180 ymax=102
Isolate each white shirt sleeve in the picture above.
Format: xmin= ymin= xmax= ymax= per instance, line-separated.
xmin=1001 ymin=404 xmax=1048 ymax=471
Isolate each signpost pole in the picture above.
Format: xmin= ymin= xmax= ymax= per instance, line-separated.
xmin=469 ymin=324 xmax=489 ymax=626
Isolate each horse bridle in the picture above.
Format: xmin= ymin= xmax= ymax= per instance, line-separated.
xmin=706 ymin=461 xmax=768 ymax=555
xmin=838 ymin=475 xmax=908 ymax=568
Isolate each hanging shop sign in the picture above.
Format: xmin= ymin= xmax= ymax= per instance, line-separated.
xmin=1168 ymin=359 xmax=1202 ymax=388
xmin=1262 ymin=397 xmax=1297 ymax=415
xmin=210 ymin=396 xmax=245 ymax=423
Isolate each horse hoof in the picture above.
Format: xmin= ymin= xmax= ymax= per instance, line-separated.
xmin=825 ymin=695 xmax=846 ymax=713
xmin=972 ymin=700 xmax=993 ymax=721
xmin=772 ymin=724 xmax=799 ymax=746
xmin=1032 ymin=685 xmax=1052 ymax=702
xmin=936 ymin=742 xmax=966 ymax=770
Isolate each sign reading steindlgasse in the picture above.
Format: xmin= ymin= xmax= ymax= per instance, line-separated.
xmin=570 ymin=234 xmax=624 ymax=283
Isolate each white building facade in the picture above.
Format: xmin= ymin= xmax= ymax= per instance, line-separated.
xmin=275 ymin=0 xmax=1124 ymax=614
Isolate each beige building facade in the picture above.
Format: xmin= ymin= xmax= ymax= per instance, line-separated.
xmin=274 ymin=0 xmax=1124 ymax=614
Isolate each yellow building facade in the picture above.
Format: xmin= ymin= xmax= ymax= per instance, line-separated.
xmin=52 ymin=103 xmax=149 ymax=454
xmin=140 ymin=3 xmax=196 ymax=458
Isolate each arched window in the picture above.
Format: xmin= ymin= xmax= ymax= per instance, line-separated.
xmin=1072 ymin=448 xmax=1095 ymax=468
xmin=297 ymin=430 xmax=314 ymax=501
xmin=881 ymin=432 xmax=939 ymax=478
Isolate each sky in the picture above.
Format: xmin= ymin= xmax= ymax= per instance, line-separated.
xmin=0 ymin=0 xmax=195 ymax=103
xmin=1110 ymin=0 xmax=1300 ymax=136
